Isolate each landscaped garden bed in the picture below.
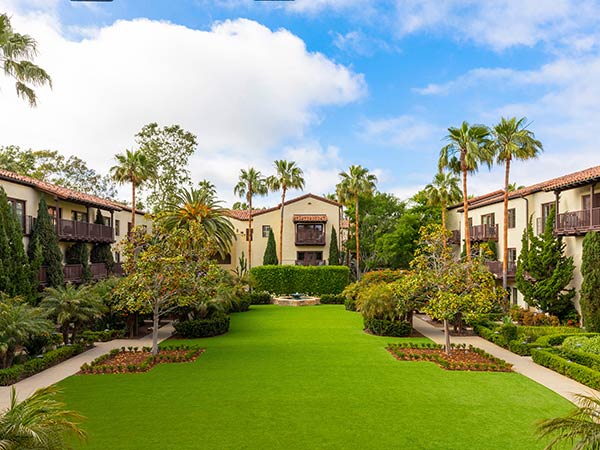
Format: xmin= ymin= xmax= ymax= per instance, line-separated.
xmin=387 ymin=342 xmax=512 ymax=372
xmin=79 ymin=345 xmax=204 ymax=375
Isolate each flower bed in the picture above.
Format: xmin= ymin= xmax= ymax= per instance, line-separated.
xmin=79 ymin=345 xmax=204 ymax=375
xmin=387 ymin=342 xmax=512 ymax=372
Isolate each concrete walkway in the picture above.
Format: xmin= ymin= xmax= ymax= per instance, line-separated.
xmin=0 ymin=323 xmax=174 ymax=411
xmin=413 ymin=315 xmax=599 ymax=404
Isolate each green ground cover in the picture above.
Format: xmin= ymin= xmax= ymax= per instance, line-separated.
xmin=60 ymin=305 xmax=571 ymax=449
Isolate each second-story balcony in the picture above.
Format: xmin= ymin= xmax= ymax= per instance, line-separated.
xmin=554 ymin=207 xmax=600 ymax=236
xmin=55 ymin=218 xmax=114 ymax=243
xmin=295 ymin=229 xmax=326 ymax=246
xmin=484 ymin=260 xmax=517 ymax=279
xmin=470 ymin=224 xmax=498 ymax=242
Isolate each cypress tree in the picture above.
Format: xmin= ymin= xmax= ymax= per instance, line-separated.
xmin=263 ymin=228 xmax=278 ymax=265
xmin=90 ymin=209 xmax=114 ymax=271
xmin=581 ymin=232 xmax=600 ymax=331
xmin=0 ymin=187 xmax=31 ymax=297
xmin=329 ymin=226 xmax=340 ymax=265
xmin=65 ymin=242 xmax=92 ymax=281
xmin=29 ymin=196 xmax=64 ymax=287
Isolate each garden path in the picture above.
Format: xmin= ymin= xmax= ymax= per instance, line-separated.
xmin=413 ymin=314 xmax=599 ymax=404
xmin=0 ymin=322 xmax=174 ymax=411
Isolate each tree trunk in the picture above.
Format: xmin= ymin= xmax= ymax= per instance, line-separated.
xmin=502 ymin=156 xmax=511 ymax=308
xmin=248 ymin=193 xmax=253 ymax=271
xmin=127 ymin=313 xmax=135 ymax=338
xmin=461 ymin=153 xmax=471 ymax=261
xmin=444 ymin=319 xmax=451 ymax=355
xmin=151 ymin=304 xmax=160 ymax=355
xmin=131 ymin=182 xmax=136 ymax=231
xmin=279 ymin=188 xmax=286 ymax=265
xmin=355 ymin=197 xmax=361 ymax=280
xmin=62 ymin=327 xmax=69 ymax=346
xmin=442 ymin=199 xmax=447 ymax=249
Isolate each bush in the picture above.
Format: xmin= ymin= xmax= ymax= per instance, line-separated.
xmin=536 ymin=333 xmax=599 ymax=348
xmin=508 ymin=340 xmax=538 ymax=356
xmin=245 ymin=291 xmax=272 ymax=305
xmin=319 ymin=294 xmax=345 ymax=304
xmin=79 ymin=329 xmax=125 ymax=344
xmin=499 ymin=321 xmax=518 ymax=346
xmin=510 ymin=307 xmax=561 ymax=326
xmin=518 ymin=326 xmax=583 ymax=341
xmin=562 ymin=335 xmax=600 ymax=355
xmin=174 ymin=315 xmax=230 ymax=338
xmin=344 ymin=297 xmax=356 ymax=311
xmin=531 ymin=348 xmax=600 ymax=390
xmin=473 ymin=324 xmax=505 ymax=347
xmin=364 ymin=318 xmax=411 ymax=337
xmin=557 ymin=348 xmax=600 ymax=371
xmin=360 ymin=270 xmax=404 ymax=286
xmin=250 ymin=265 xmax=350 ymax=295
xmin=356 ymin=283 xmax=397 ymax=320
xmin=229 ymin=296 xmax=251 ymax=313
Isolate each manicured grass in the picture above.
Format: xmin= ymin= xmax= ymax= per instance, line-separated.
xmin=60 ymin=306 xmax=571 ymax=449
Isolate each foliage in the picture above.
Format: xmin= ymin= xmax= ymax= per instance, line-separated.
xmin=319 ymin=294 xmax=345 ymax=304
xmin=360 ymin=269 xmax=405 ymax=285
xmin=135 ymin=123 xmax=198 ymax=212
xmin=509 ymin=306 xmax=561 ymax=326
xmin=580 ymin=231 xmax=600 ymax=332
xmin=356 ymin=283 xmax=397 ymax=321
xmin=65 ymin=242 xmax=92 ymax=281
xmin=250 ymin=265 xmax=350 ymax=295
xmin=0 ymin=13 xmax=52 ymax=107
xmin=245 ymin=291 xmax=272 ymax=305
xmin=328 ymin=226 xmax=340 ymax=265
xmin=0 ymin=385 xmax=86 ymax=449
xmin=563 ymin=335 xmax=600 ymax=355
xmin=364 ymin=318 xmax=411 ymax=337
xmin=90 ymin=210 xmax=115 ymax=271
xmin=344 ymin=297 xmax=356 ymax=311
xmin=79 ymin=329 xmax=125 ymax=344
xmin=423 ymin=169 xmax=461 ymax=238
xmin=263 ymin=228 xmax=278 ymax=265
xmin=532 ymin=348 xmax=600 ymax=391
xmin=174 ymin=315 xmax=230 ymax=338
xmin=0 ymin=186 xmax=32 ymax=297
xmin=229 ymin=296 xmax=251 ymax=313
xmin=28 ymin=196 xmax=64 ymax=287
xmin=515 ymin=212 xmax=576 ymax=321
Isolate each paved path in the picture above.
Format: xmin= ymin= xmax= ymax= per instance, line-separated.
xmin=0 ymin=323 xmax=174 ymax=411
xmin=413 ymin=315 xmax=599 ymax=404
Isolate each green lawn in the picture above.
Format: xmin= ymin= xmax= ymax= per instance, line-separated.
xmin=61 ymin=305 xmax=571 ymax=449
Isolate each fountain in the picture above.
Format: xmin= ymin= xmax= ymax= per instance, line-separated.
xmin=272 ymin=292 xmax=320 ymax=306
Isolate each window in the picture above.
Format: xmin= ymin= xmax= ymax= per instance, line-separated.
xmin=72 ymin=211 xmax=88 ymax=222
xmin=7 ymin=198 xmax=25 ymax=231
xmin=468 ymin=217 xmax=473 ymax=228
xmin=262 ymin=225 xmax=271 ymax=238
xmin=582 ymin=193 xmax=600 ymax=210
xmin=481 ymin=213 xmax=495 ymax=226
xmin=245 ymin=228 xmax=253 ymax=241
xmin=215 ymin=253 xmax=232 ymax=264
xmin=114 ymin=252 xmax=121 ymax=263
xmin=541 ymin=202 xmax=554 ymax=221
xmin=48 ymin=206 xmax=62 ymax=219
xmin=508 ymin=248 xmax=517 ymax=264
xmin=512 ymin=288 xmax=518 ymax=306
xmin=507 ymin=208 xmax=516 ymax=228
xmin=115 ymin=219 xmax=120 ymax=236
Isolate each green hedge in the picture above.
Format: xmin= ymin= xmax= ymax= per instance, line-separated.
xmin=229 ymin=296 xmax=251 ymax=313
xmin=0 ymin=344 xmax=85 ymax=386
xmin=531 ymin=348 xmax=600 ymax=390
xmin=534 ymin=332 xmax=599 ymax=347
xmin=364 ymin=318 xmax=411 ymax=337
xmin=245 ymin=291 xmax=272 ymax=305
xmin=319 ymin=294 xmax=345 ymax=304
xmin=250 ymin=265 xmax=350 ymax=295
xmin=174 ymin=315 xmax=230 ymax=338
xmin=473 ymin=324 xmax=505 ymax=347
xmin=557 ymin=348 xmax=600 ymax=371
xmin=79 ymin=329 xmax=125 ymax=344
xmin=508 ymin=340 xmax=539 ymax=356
xmin=518 ymin=326 xmax=583 ymax=340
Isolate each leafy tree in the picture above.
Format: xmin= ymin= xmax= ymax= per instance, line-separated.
xmin=0 ymin=385 xmax=86 ymax=449
xmin=424 ymin=170 xmax=461 ymax=247
xmin=234 ymin=168 xmax=268 ymax=270
xmin=267 ymin=160 xmax=305 ymax=264
xmin=110 ymin=149 xmax=155 ymax=230
xmin=64 ymin=243 xmax=91 ymax=282
xmin=328 ymin=226 xmax=340 ymax=265
xmin=0 ymin=13 xmax=52 ymax=106
xmin=28 ymin=196 xmax=64 ymax=287
xmin=232 ymin=201 xmax=248 ymax=210
xmin=40 ymin=284 xmax=105 ymax=345
xmin=490 ymin=117 xmax=542 ymax=296
xmin=135 ymin=123 xmax=198 ymax=212
xmin=515 ymin=211 xmax=576 ymax=321
xmin=0 ymin=187 xmax=31 ymax=297
xmin=580 ymin=232 xmax=600 ymax=331
xmin=263 ymin=228 xmax=278 ymax=265
xmin=158 ymin=186 xmax=235 ymax=258
xmin=439 ymin=121 xmax=493 ymax=260
xmin=90 ymin=210 xmax=114 ymax=271
xmin=336 ymin=165 xmax=377 ymax=279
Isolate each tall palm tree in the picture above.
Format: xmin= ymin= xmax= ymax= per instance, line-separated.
xmin=439 ymin=121 xmax=493 ymax=261
xmin=490 ymin=117 xmax=542 ymax=296
xmin=234 ymin=168 xmax=268 ymax=270
xmin=0 ymin=385 xmax=86 ymax=449
xmin=424 ymin=170 xmax=462 ymax=247
xmin=110 ymin=149 xmax=154 ymax=230
xmin=40 ymin=284 xmax=105 ymax=345
xmin=537 ymin=393 xmax=600 ymax=449
xmin=159 ymin=186 xmax=235 ymax=258
xmin=0 ymin=13 xmax=52 ymax=107
xmin=267 ymin=160 xmax=305 ymax=264
xmin=336 ymin=165 xmax=377 ymax=280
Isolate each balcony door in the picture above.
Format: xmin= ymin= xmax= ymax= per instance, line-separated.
xmin=481 ymin=213 xmax=495 ymax=226
xmin=297 ymin=251 xmax=322 ymax=266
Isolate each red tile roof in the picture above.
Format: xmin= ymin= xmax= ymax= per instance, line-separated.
xmin=225 ymin=193 xmax=341 ymax=221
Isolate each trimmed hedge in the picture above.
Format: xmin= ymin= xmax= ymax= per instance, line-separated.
xmin=79 ymin=329 xmax=125 ymax=344
xmin=518 ymin=326 xmax=583 ymax=340
xmin=508 ymin=340 xmax=539 ymax=356
xmin=250 ymin=265 xmax=350 ymax=295
xmin=535 ymin=332 xmax=599 ymax=347
xmin=531 ymin=348 xmax=600 ymax=390
xmin=364 ymin=318 xmax=411 ymax=337
xmin=0 ymin=344 xmax=85 ymax=386
xmin=245 ymin=291 xmax=272 ymax=305
xmin=174 ymin=315 xmax=230 ymax=338
xmin=557 ymin=348 xmax=600 ymax=371
xmin=319 ymin=294 xmax=345 ymax=304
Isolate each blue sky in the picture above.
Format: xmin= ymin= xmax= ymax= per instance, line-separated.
xmin=2 ymin=0 xmax=600 ymax=205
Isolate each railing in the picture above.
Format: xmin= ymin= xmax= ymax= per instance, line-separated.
xmin=470 ymin=224 xmax=498 ymax=241
xmin=295 ymin=260 xmax=325 ymax=266
xmin=555 ymin=208 xmax=600 ymax=235
xmin=295 ymin=230 xmax=326 ymax=246
xmin=484 ymin=260 xmax=517 ymax=278
xmin=54 ymin=218 xmax=114 ymax=243
xmin=90 ymin=263 xmax=108 ymax=280
xmin=448 ymin=230 xmax=461 ymax=244
xmin=64 ymin=264 xmax=83 ymax=283
xmin=38 ymin=262 xmax=124 ymax=285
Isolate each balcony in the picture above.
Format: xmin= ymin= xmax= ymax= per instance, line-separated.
xmin=484 ymin=260 xmax=516 ymax=279
xmin=448 ymin=230 xmax=461 ymax=245
xmin=295 ymin=229 xmax=326 ymax=246
xmin=38 ymin=262 xmax=124 ymax=285
xmin=55 ymin=218 xmax=114 ymax=243
xmin=554 ymin=208 xmax=600 ymax=236
xmin=470 ymin=224 xmax=498 ymax=241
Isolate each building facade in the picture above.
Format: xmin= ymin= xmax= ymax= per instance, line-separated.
xmin=447 ymin=165 xmax=600 ymax=311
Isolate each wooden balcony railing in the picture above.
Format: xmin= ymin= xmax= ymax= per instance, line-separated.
xmin=54 ymin=218 xmax=114 ymax=243
xmin=295 ymin=260 xmax=325 ymax=266
xmin=38 ymin=262 xmax=124 ymax=286
xmin=484 ymin=260 xmax=516 ymax=278
xmin=555 ymin=208 xmax=600 ymax=236
xmin=470 ymin=224 xmax=498 ymax=241
xmin=295 ymin=230 xmax=326 ymax=246
xmin=448 ymin=230 xmax=461 ymax=245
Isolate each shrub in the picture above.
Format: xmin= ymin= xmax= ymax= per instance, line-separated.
xmin=79 ymin=329 xmax=125 ymax=344
xmin=518 ymin=326 xmax=583 ymax=341
xmin=250 ymin=265 xmax=350 ymax=295
xmin=360 ymin=269 xmax=404 ymax=286
xmin=557 ymin=348 xmax=600 ymax=371
xmin=531 ymin=348 xmax=600 ymax=390
xmin=245 ymin=291 xmax=272 ymax=305
xmin=174 ymin=315 xmax=230 ymax=338
xmin=536 ymin=333 xmax=599 ymax=348
xmin=508 ymin=340 xmax=537 ymax=356
xmin=473 ymin=324 xmax=505 ymax=347
xmin=319 ymin=294 xmax=345 ymax=304
xmin=510 ymin=307 xmax=561 ymax=326
xmin=229 ymin=296 xmax=251 ymax=313
xmin=562 ymin=335 xmax=600 ymax=355
xmin=356 ymin=283 xmax=397 ymax=320
xmin=344 ymin=297 xmax=356 ymax=311
xmin=499 ymin=320 xmax=518 ymax=346
xmin=364 ymin=318 xmax=411 ymax=337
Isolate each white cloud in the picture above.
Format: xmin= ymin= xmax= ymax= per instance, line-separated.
xmin=0 ymin=8 xmax=366 ymax=203
xmin=332 ymin=30 xmax=393 ymax=56
xmin=358 ymin=115 xmax=439 ymax=148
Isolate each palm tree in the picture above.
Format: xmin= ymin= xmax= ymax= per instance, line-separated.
xmin=267 ymin=160 xmax=305 ymax=264
xmin=0 ymin=385 xmax=86 ymax=449
xmin=0 ymin=13 xmax=52 ymax=107
xmin=234 ymin=168 xmax=268 ymax=270
xmin=336 ymin=165 xmax=377 ymax=280
xmin=40 ymin=284 xmax=105 ymax=345
xmin=159 ymin=186 xmax=235 ymax=258
xmin=424 ymin=170 xmax=462 ymax=247
xmin=490 ymin=117 xmax=542 ymax=296
xmin=439 ymin=121 xmax=493 ymax=261
xmin=537 ymin=393 xmax=600 ymax=449
xmin=110 ymin=149 xmax=154 ymax=230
